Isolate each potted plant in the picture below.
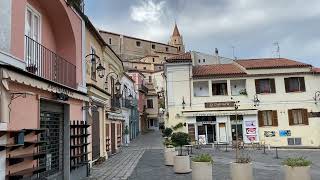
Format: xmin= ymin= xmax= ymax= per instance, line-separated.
xmin=230 ymin=153 xmax=253 ymax=180
xmin=162 ymin=127 xmax=173 ymax=137
xmin=239 ymin=89 xmax=248 ymax=96
xmin=171 ymin=132 xmax=191 ymax=173
xmin=192 ymin=154 xmax=213 ymax=180
xmin=282 ymin=157 xmax=311 ymax=180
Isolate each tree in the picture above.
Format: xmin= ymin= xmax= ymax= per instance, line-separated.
xmin=171 ymin=132 xmax=190 ymax=156
xmin=163 ymin=128 xmax=173 ymax=137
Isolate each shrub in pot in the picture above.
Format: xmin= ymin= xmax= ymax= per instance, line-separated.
xmin=192 ymin=154 xmax=213 ymax=180
xmin=282 ymin=157 xmax=311 ymax=180
xmin=124 ymin=125 xmax=129 ymax=146
xmin=162 ymin=127 xmax=173 ymax=137
xmin=164 ymin=144 xmax=178 ymax=166
xmin=230 ymin=154 xmax=253 ymax=180
xmin=171 ymin=132 xmax=191 ymax=173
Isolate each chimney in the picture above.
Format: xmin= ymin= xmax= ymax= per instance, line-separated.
xmin=215 ymin=48 xmax=220 ymax=64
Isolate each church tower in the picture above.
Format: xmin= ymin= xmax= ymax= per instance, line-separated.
xmin=169 ymin=23 xmax=185 ymax=53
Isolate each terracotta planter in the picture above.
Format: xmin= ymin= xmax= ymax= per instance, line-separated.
xmin=283 ymin=165 xmax=311 ymax=180
xmin=192 ymin=161 xmax=212 ymax=180
xmin=230 ymin=162 xmax=253 ymax=180
xmin=164 ymin=150 xmax=178 ymax=166
xmin=174 ymin=155 xmax=191 ymax=173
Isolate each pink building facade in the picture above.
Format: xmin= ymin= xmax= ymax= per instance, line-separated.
xmin=0 ymin=0 xmax=89 ymax=179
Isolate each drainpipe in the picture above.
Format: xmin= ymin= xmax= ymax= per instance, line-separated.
xmin=189 ymin=63 xmax=192 ymax=107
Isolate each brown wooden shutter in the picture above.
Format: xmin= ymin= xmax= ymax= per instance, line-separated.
xmin=258 ymin=111 xmax=263 ymax=127
xmin=299 ymin=77 xmax=306 ymax=92
xmin=188 ymin=124 xmax=195 ymax=142
xmin=288 ymin=110 xmax=294 ymax=125
xmin=302 ymin=109 xmax=309 ymax=125
xmin=272 ymin=111 xmax=278 ymax=126
xmin=270 ymin=79 xmax=276 ymax=93
xmin=284 ymin=78 xmax=290 ymax=93
xmin=255 ymin=80 xmax=260 ymax=94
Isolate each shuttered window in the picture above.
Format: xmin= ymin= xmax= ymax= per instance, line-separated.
xmin=255 ymin=79 xmax=276 ymax=94
xmin=288 ymin=109 xmax=308 ymax=125
xmin=258 ymin=110 xmax=278 ymax=126
xmin=284 ymin=77 xmax=306 ymax=93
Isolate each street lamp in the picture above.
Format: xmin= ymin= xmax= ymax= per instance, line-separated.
xmin=253 ymin=94 xmax=260 ymax=107
xmin=314 ymin=91 xmax=320 ymax=104
xmin=85 ymin=53 xmax=105 ymax=78
xmin=231 ymin=97 xmax=240 ymax=161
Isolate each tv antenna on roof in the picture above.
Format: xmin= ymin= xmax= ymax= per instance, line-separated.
xmin=273 ymin=42 xmax=280 ymax=58
xmin=232 ymin=46 xmax=236 ymax=60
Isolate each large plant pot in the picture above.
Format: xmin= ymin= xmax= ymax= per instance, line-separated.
xmin=164 ymin=150 xmax=178 ymax=166
xmin=174 ymin=155 xmax=191 ymax=173
xmin=283 ymin=165 xmax=311 ymax=180
xmin=164 ymin=147 xmax=175 ymax=152
xmin=230 ymin=163 xmax=253 ymax=180
xmin=192 ymin=161 xmax=212 ymax=180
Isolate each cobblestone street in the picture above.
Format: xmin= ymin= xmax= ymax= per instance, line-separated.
xmin=88 ymin=131 xmax=320 ymax=180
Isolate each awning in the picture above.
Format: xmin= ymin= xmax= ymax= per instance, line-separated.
xmin=181 ymin=109 xmax=258 ymax=117
xmin=2 ymin=68 xmax=89 ymax=101
xmin=107 ymin=112 xmax=125 ymax=121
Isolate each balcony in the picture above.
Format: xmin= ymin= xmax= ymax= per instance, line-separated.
xmin=25 ymin=36 xmax=76 ymax=88
xmin=111 ymin=98 xmax=121 ymax=110
xmin=122 ymin=98 xmax=133 ymax=109
xmin=138 ymin=84 xmax=148 ymax=93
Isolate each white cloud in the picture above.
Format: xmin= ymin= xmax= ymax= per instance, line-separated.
xmin=130 ymin=0 xmax=166 ymax=23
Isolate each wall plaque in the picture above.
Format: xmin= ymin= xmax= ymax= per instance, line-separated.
xmin=205 ymin=101 xmax=235 ymax=108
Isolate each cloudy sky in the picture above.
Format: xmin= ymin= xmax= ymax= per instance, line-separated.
xmin=85 ymin=0 xmax=320 ymax=66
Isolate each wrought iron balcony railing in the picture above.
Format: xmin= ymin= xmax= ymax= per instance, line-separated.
xmin=122 ymin=98 xmax=133 ymax=109
xmin=138 ymin=84 xmax=148 ymax=93
xmin=111 ymin=98 xmax=121 ymax=109
xmin=25 ymin=35 xmax=76 ymax=88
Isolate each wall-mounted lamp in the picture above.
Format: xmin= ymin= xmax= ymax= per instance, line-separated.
xmin=314 ymin=91 xmax=320 ymax=104
xmin=182 ymin=96 xmax=186 ymax=109
xmin=85 ymin=53 xmax=105 ymax=78
xmin=253 ymin=94 xmax=260 ymax=107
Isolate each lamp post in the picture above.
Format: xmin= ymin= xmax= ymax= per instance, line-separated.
xmin=85 ymin=53 xmax=105 ymax=78
xmin=231 ymin=97 xmax=240 ymax=160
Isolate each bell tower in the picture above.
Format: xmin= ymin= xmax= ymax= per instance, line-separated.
xmin=169 ymin=23 xmax=185 ymax=53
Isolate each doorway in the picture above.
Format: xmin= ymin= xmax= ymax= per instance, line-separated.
xmin=111 ymin=123 xmax=116 ymax=154
xmin=197 ymin=124 xmax=216 ymax=144
xmin=92 ymin=110 xmax=100 ymax=160
xmin=231 ymin=124 xmax=243 ymax=141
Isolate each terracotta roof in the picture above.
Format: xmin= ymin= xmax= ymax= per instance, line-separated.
xmin=193 ymin=64 xmax=246 ymax=77
xmin=166 ymin=52 xmax=192 ymax=63
xmin=236 ymin=58 xmax=311 ymax=69
xmin=172 ymin=23 xmax=181 ymax=36
xmin=311 ymin=67 xmax=320 ymax=73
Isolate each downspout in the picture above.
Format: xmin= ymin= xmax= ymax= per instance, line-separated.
xmin=189 ymin=63 xmax=192 ymax=107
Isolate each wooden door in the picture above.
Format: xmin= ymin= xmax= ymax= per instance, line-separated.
xmin=111 ymin=123 xmax=116 ymax=154
xmin=92 ymin=110 xmax=100 ymax=160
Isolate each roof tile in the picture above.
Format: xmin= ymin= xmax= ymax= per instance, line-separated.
xmin=193 ymin=64 xmax=246 ymax=77
xmin=166 ymin=52 xmax=191 ymax=63
xmin=236 ymin=58 xmax=311 ymax=69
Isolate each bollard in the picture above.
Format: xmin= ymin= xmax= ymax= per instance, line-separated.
xmin=268 ymin=144 xmax=271 ymax=150
xmin=225 ymin=144 xmax=228 ymax=152
xmin=212 ymin=143 xmax=215 ymax=149
xmin=275 ymin=147 xmax=279 ymax=159
xmin=263 ymin=144 xmax=266 ymax=154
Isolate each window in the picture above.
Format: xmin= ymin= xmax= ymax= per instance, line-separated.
xmin=203 ymin=59 xmax=205 ymax=62
xmin=159 ymin=66 xmax=162 ymax=70
xmin=255 ymin=79 xmax=276 ymax=94
xmin=287 ymin=138 xmax=302 ymax=145
xmin=258 ymin=110 xmax=278 ymax=126
xmin=136 ymin=41 xmax=141 ymax=47
xmin=178 ymin=46 xmax=181 ymax=51
xmin=91 ymin=47 xmax=97 ymax=80
xmin=25 ymin=6 xmax=40 ymax=41
xmin=143 ymin=67 xmax=146 ymax=70
xmin=193 ymin=81 xmax=209 ymax=97
xmin=166 ymin=47 xmax=169 ymax=52
xmin=164 ymin=57 xmax=166 ymax=60
xmin=109 ymin=38 xmax=112 ymax=45
xmin=135 ymin=66 xmax=137 ymax=69
xmin=152 ymin=44 xmax=155 ymax=49
xmin=149 ymin=76 xmax=152 ymax=83
xmin=198 ymin=59 xmax=201 ymax=63
xmin=150 ymin=119 xmax=154 ymax=126
xmin=147 ymin=99 xmax=153 ymax=108
xmin=152 ymin=58 xmax=155 ymax=62
xmin=288 ymin=109 xmax=308 ymax=125
xmin=284 ymin=77 xmax=305 ymax=93
xmin=212 ymin=81 xmax=228 ymax=95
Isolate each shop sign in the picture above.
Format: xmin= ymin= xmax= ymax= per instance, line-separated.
xmin=205 ymin=101 xmax=235 ymax=108
xmin=309 ymin=112 xmax=320 ymax=117
xmin=279 ymin=130 xmax=291 ymax=137
xmin=246 ymin=128 xmax=256 ymax=135
xmin=243 ymin=119 xmax=259 ymax=143
xmin=48 ymin=84 xmax=74 ymax=96
xmin=198 ymin=135 xmax=206 ymax=145
xmin=264 ymin=131 xmax=276 ymax=137
xmin=246 ymin=135 xmax=257 ymax=142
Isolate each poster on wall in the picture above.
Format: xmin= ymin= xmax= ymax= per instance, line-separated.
xmin=198 ymin=135 xmax=206 ymax=145
xmin=264 ymin=131 xmax=276 ymax=137
xmin=279 ymin=130 xmax=291 ymax=137
xmin=243 ymin=118 xmax=259 ymax=143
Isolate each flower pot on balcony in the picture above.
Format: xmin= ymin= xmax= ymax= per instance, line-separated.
xmin=26 ymin=65 xmax=38 ymax=74
xmin=191 ymin=161 xmax=212 ymax=180
xmin=174 ymin=155 xmax=191 ymax=173
xmin=283 ymin=165 xmax=311 ymax=180
xmin=230 ymin=162 xmax=253 ymax=180
xmin=164 ymin=150 xmax=177 ymax=166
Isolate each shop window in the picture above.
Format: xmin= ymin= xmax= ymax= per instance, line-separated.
xmin=212 ymin=80 xmax=228 ymax=96
xmin=152 ymin=44 xmax=155 ymax=49
xmin=147 ymin=99 xmax=153 ymax=108
xmin=284 ymin=77 xmax=305 ymax=93
xmin=136 ymin=41 xmax=141 ymax=47
xmin=193 ymin=81 xmax=209 ymax=97
xmin=150 ymin=119 xmax=154 ymax=126
xmin=288 ymin=109 xmax=308 ymax=125
xmin=255 ymin=79 xmax=276 ymax=94
xmin=258 ymin=110 xmax=278 ymax=126
xmin=287 ymin=138 xmax=302 ymax=145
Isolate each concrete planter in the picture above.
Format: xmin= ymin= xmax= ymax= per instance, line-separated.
xmin=164 ymin=150 xmax=178 ymax=166
xmin=283 ymin=165 xmax=311 ymax=180
xmin=191 ymin=161 xmax=212 ymax=180
xmin=230 ymin=162 xmax=253 ymax=180
xmin=174 ymin=155 xmax=192 ymax=173
xmin=164 ymin=147 xmax=175 ymax=152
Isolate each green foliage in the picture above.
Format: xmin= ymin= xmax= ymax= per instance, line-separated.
xmin=171 ymin=132 xmax=190 ymax=156
xmin=163 ymin=138 xmax=173 ymax=147
xmin=239 ymin=89 xmax=248 ymax=95
xmin=282 ymin=157 xmax=312 ymax=167
xmin=172 ymin=123 xmax=184 ymax=130
xmin=192 ymin=154 xmax=213 ymax=163
xmin=236 ymin=151 xmax=251 ymax=163
xmin=162 ymin=128 xmax=173 ymax=137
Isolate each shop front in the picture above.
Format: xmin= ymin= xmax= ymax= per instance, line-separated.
xmin=184 ymin=110 xmax=259 ymax=145
xmin=105 ymin=112 xmax=125 ymax=155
